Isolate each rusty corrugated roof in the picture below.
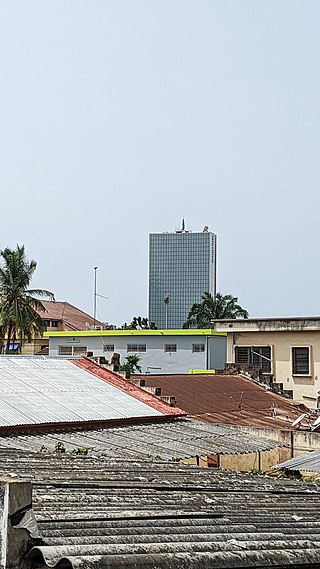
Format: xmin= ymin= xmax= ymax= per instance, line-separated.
xmin=140 ymin=374 xmax=306 ymax=429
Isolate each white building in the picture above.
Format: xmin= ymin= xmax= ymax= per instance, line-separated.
xmin=45 ymin=329 xmax=226 ymax=375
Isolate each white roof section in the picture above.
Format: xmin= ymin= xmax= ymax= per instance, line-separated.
xmin=0 ymin=357 xmax=163 ymax=428
xmin=274 ymin=449 xmax=320 ymax=473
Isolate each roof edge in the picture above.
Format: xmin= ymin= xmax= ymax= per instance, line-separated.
xmin=44 ymin=329 xmax=227 ymax=337
xmin=0 ymin=414 xmax=179 ymax=436
xmin=71 ymin=358 xmax=187 ymax=417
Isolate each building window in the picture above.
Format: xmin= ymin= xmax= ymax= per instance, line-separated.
xmin=58 ymin=346 xmax=87 ymax=356
xmin=127 ymin=344 xmax=146 ymax=353
xmin=235 ymin=346 xmax=272 ymax=373
xmin=292 ymin=347 xmax=310 ymax=375
xmin=103 ymin=345 xmax=114 ymax=352
xmin=192 ymin=344 xmax=205 ymax=353
xmin=164 ymin=344 xmax=177 ymax=353
xmin=58 ymin=346 xmax=72 ymax=356
xmin=50 ymin=321 xmax=58 ymax=327
xmin=73 ymin=346 xmax=87 ymax=356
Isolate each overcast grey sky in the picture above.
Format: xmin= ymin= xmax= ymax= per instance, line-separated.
xmin=1 ymin=1 xmax=320 ymax=325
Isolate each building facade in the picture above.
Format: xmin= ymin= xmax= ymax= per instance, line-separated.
xmin=46 ymin=329 xmax=226 ymax=375
xmin=212 ymin=317 xmax=320 ymax=409
xmin=20 ymin=301 xmax=104 ymax=356
xmin=148 ymin=225 xmax=217 ymax=329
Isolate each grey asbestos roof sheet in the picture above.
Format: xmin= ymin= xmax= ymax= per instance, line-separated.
xmin=0 ymin=418 xmax=284 ymax=458
xmin=0 ymin=357 xmax=162 ymax=426
xmin=1 ymin=449 xmax=320 ymax=568
xmin=275 ymin=449 xmax=320 ymax=472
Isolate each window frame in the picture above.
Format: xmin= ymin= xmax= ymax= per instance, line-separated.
xmin=192 ymin=343 xmax=205 ymax=353
xmin=291 ymin=346 xmax=311 ymax=376
xmin=127 ymin=344 xmax=147 ymax=353
xmin=58 ymin=345 xmax=87 ymax=356
xmin=164 ymin=344 xmax=177 ymax=353
xmin=103 ymin=345 xmax=115 ymax=352
xmin=234 ymin=345 xmax=273 ymax=374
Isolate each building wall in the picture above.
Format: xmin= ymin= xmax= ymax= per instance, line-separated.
xmin=148 ymin=231 xmax=217 ymax=329
xmin=181 ymin=447 xmax=290 ymax=472
xmin=225 ymin=330 xmax=320 ymax=407
xmin=233 ymin=425 xmax=320 ymax=458
xmin=48 ymin=332 xmax=226 ymax=374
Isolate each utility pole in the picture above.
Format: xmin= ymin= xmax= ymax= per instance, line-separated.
xmin=93 ymin=266 xmax=98 ymax=329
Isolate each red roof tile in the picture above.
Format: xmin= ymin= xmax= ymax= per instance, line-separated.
xmin=38 ymin=301 xmax=103 ymax=331
xmin=139 ymin=374 xmax=308 ymax=430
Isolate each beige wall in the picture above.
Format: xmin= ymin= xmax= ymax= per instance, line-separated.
xmin=226 ymin=330 xmax=320 ymax=408
xmin=181 ymin=446 xmax=291 ymax=472
xmin=180 ymin=427 xmax=320 ymax=472
xmin=235 ymin=425 xmax=320 ymax=457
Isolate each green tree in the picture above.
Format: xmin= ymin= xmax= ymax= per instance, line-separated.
xmin=120 ymin=354 xmax=142 ymax=373
xmin=125 ymin=317 xmax=157 ymax=330
xmin=0 ymin=245 xmax=54 ymax=352
xmin=183 ymin=292 xmax=249 ymax=329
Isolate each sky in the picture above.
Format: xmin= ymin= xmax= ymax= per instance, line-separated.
xmin=1 ymin=1 xmax=320 ymax=325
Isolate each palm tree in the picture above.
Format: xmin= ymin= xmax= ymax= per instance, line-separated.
xmin=0 ymin=245 xmax=54 ymax=352
xmin=120 ymin=354 xmax=142 ymax=373
xmin=183 ymin=292 xmax=248 ymax=329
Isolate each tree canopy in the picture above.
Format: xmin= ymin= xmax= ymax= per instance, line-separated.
xmin=122 ymin=316 xmax=157 ymax=330
xmin=183 ymin=292 xmax=249 ymax=329
xmin=0 ymin=245 xmax=54 ymax=352
xmin=120 ymin=354 xmax=142 ymax=373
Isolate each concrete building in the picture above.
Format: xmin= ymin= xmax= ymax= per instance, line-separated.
xmin=148 ymin=222 xmax=217 ymax=329
xmin=212 ymin=316 xmax=320 ymax=409
xmin=46 ymin=329 xmax=226 ymax=374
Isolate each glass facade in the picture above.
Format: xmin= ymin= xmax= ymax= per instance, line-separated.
xmin=148 ymin=231 xmax=217 ymax=329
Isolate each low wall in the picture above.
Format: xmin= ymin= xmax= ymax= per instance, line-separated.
xmin=180 ymin=445 xmax=292 ymax=473
xmin=230 ymin=425 xmax=320 ymax=457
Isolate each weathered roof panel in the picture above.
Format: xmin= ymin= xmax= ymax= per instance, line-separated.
xmin=0 ymin=418 xmax=285 ymax=458
xmin=275 ymin=449 xmax=320 ymax=472
xmin=0 ymin=449 xmax=320 ymax=568
xmin=0 ymin=357 xmax=176 ymax=428
xmin=141 ymin=373 xmax=305 ymax=429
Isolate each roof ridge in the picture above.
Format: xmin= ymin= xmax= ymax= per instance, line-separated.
xmin=72 ymin=358 xmax=186 ymax=418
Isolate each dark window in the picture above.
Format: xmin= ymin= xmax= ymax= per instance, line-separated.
xmin=127 ymin=344 xmax=146 ymax=353
xmin=103 ymin=345 xmax=114 ymax=352
xmin=58 ymin=346 xmax=72 ymax=355
xmin=292 ymin=347 xmax=310 ymax=375
xmin=73 ymin=346 xmax=87 ymax=356
xmin=164 ymin=344 xmax=177 ymax=353
xmin=192 ymin=344 xmax=205 ymax=353
xmin=51 ymin=321 xmax=58 ymax=327
xmin=58 ymin=346 xmax=87 ymax=356
xmin=235 ymin=346 xmax=272 ymax=373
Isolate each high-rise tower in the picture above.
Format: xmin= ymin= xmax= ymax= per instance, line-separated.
xmin=148 ymin=222 xmax=217 ymax=329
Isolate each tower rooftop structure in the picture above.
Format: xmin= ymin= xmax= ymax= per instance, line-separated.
xmin=148 ymin=222 xmax=217 ymax=329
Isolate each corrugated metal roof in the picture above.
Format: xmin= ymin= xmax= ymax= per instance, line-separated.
xmin=1 ymin=450 xmax=320 ymax=568
xmin=0 ymin=418 xmax=285 ymax=458
xmin=141 ymin=374 xmax=306 ymax=429
xmin=274 ymin=450 xmax=320 ymax=473
xmin=0 ymin=357 xmax=170 ymax=428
